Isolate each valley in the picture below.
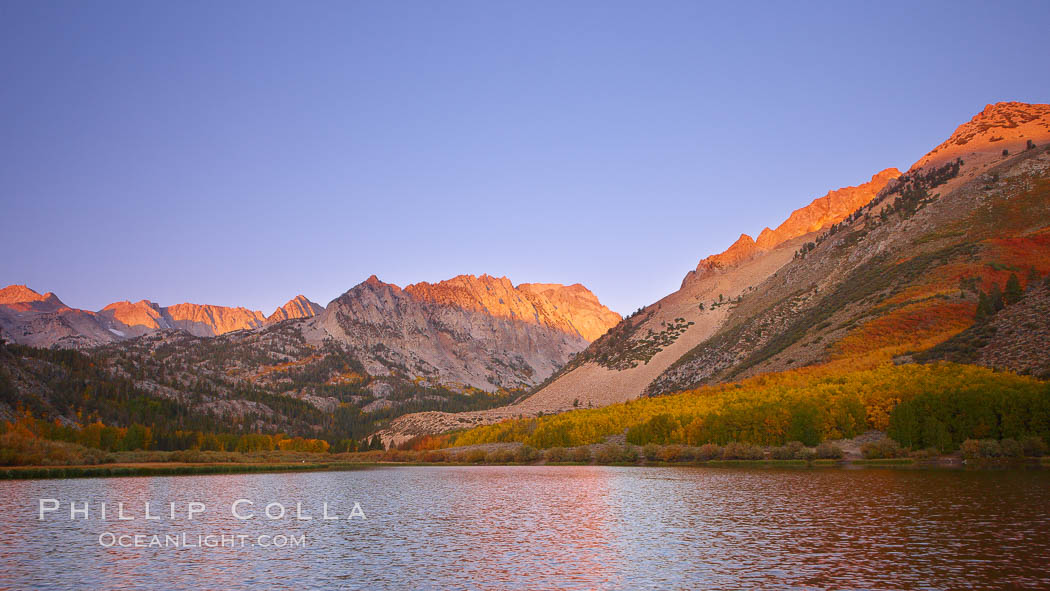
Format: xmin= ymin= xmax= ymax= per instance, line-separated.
xmin=3 ymin=102 xmax=1050 ymax=463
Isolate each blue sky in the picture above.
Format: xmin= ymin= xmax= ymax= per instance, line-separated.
xmin=2 ymin=0 xmax=1048 ymax=315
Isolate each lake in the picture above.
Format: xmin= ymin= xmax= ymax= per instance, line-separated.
xmin=1 ymin=466 xmax=1048 ymax=589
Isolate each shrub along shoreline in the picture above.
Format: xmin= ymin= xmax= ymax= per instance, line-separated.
xmin=3 ymin=436 xmax=1046 ymax=479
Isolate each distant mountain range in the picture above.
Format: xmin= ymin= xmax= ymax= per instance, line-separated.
xmin=0 ymin=285 xmax=324 ymax=345
xmin=0 ymin=274 xmax=619 ymax=355
xmin=0 ymin=274 xmax=621 ymax=436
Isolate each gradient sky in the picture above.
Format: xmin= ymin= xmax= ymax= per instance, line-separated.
xmin=2 ymin=1 xmax=1049 ymax=315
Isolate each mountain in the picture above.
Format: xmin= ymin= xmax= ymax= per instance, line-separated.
xmin=163 ymin=303 xmax=268 ymax=337
xmin=267 ymin=295 xmax=325 ymax=323
xmin=517 ymin=283 xmax=622 ymax=341
xmin=0 ymin=291 xmax=325 ymax=345
xmin=682 ymin=169 xmax=901 ymax=286
xmin=7 ymin=101 xmax=1048 ymax=450
xmin=0 ymin=285 xmax=64 ymax=310
xmin=0 ymin=285 xmax=123 ymax=348
xmin=380 ymin=101 xmax=1050 ymax=445
xmin=302 ymin=274 xmax=619 ymax=391
xmin=0 ymin=274 xmax=619 ymax=438
xmin=482 ymin=166 xmax=903 ymax=411
xmin=912 ymin=101 xmax=1050 ymax=170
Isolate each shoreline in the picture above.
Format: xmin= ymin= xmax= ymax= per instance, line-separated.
xmin=4 ymin=456 xmax=1048 ymax=480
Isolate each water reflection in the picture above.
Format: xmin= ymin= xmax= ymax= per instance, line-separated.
xmin=0 ymin=466 xmax=1048 ymax=589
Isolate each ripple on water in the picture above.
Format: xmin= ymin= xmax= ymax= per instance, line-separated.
xmin=0 ymin=466 xmax=1048 ymax=590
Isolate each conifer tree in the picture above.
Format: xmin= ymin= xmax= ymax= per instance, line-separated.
xmin=1004 ymin=273 xmax=1023 ymax=305
xmin=989 ymin=283 xmax=1004 ymax=312
xmin=976 ymin=291 xmax=993 ymax=322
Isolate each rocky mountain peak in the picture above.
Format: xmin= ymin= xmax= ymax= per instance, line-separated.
xmin=313 ymin=272 xmax=621 ymax=391
xmin=517 ymin=282 xmax=622 ymax=341
xmin=0 ymin=284 xmax=67 ymax=312
xmin=267 ymin=295 xmax=324 ymax=323
xmin=98 ymin=299 xmax=168 ymax=330
xmin=0 ymin=285 xmax=47 ymax=304
xmin=163 ymin=303 xmax=267 ymax=337
xmin=912 ymin=101 xmax=1050 ymax=170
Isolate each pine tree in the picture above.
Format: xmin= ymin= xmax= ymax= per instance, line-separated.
xmin=976 ymin=291 xmax=993 ymax=322
xmin=989 ymin=283 xmax=1004 ymax=312
xmin=1004 ymin=273 xmax=1023 ymax=305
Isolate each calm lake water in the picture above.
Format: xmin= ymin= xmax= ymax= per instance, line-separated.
xmin=1 ymin=466 xmax=1048 ymax=590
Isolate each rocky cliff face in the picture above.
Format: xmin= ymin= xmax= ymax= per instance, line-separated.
xmin=96 ymin=300 xmax=172 ymax=338
xmin=164 ymin=303 xmax=268 ymax=337
xmin=517 ymin=282 xmax=622 ymax=341
xmin=303 ymin=274 xmax=620 ymax=391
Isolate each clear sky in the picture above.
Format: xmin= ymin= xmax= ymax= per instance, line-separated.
xmin=2 ymin=1 xmax=1048 ymax=315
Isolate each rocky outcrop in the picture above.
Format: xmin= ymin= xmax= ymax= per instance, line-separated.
xmin=693 ymin=233 xmax=766 ymax=273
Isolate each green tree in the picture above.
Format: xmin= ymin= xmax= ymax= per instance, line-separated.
xmin=786 ymin=401 xmax=821 ymax=446
xmin=989 ymin=283 xmax=1004 ymax=312
xmin=975 ymin=290 xmax=993 ymax=322
xmin=1004 ymin=273 xmax=1023 ymax=305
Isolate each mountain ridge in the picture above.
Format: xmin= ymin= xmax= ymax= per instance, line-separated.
xmin=682 ymin=168 xmax=901 ymax=287
xmin=379 ymin=100 xmax=1050 ymax=445
xmin=299 ymin=273 xmax=620 ymax=391
xmin=0 ymin=291 xmax=324 ymax=344
xmin=0 ymin=273 xmax=619 ymax=346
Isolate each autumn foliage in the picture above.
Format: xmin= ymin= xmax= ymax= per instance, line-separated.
xmin=451 ymin=363 xmax=1049 ymax=450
